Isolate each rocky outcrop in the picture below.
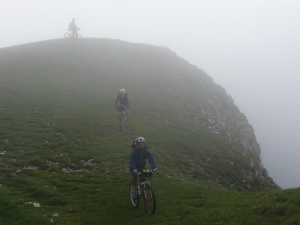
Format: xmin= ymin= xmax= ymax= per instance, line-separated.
xmin=184 ymin=70 xmax=278 ymax=189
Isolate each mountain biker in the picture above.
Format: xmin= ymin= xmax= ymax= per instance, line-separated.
xmin=68 ymin=18 xmax=80 ymax=36
xmin=129 ymin=137 xmax=157 ymax=198
xmin=115 ymin=88 xmax=129 ymax=120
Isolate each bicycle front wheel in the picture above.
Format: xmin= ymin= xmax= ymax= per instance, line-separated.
xmin=119 ymin=112 xmax=127 ymax=131
xmin=129 ymin=181 xmax=139 ymax=208
xmin=143 ymin=184 xmax=156 ymax=214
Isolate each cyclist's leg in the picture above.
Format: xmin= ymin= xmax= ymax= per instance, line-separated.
xmin=131 ymin=173 xmax=138 ymax=195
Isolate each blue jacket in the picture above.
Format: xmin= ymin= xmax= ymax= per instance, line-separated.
xmin=129 ymin=146 xmax=156 ymax=171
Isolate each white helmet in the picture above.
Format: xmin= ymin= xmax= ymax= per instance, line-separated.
xmin=119 ymin=88 xmax=126 ymax=95
xmin=135 ymin=137 xmax=145 ymax=144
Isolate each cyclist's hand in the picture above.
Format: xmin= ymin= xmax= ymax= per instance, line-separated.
xmin=132 ymin=169 xmax=138 ymax=174
xmin=152 ymin=168 xmax=157 ymax=172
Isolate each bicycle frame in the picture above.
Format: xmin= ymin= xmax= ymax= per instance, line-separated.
xmin=137 ymin=171 xmax=151 ymax=194
xmin=129 ymin=169 xmax=156 ymax=214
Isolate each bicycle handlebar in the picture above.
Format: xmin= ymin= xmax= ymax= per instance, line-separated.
xmin=137 ymin=169 xmax=154 ymax=177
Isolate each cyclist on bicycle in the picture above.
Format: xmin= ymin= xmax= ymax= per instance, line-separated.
xmin=129 ymin=137 xmax=157 ymax=198
xmin=68 ymin=18 xmax=80 ymax=36
xmin=115 ymin=88 xmax=129 ymax=120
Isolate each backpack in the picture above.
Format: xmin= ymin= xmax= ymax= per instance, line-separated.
xmin=130 ymin=141 xmax=136 ymax=151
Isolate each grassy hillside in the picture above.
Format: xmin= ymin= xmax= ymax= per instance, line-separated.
xmin=0 ymin=39 xmax=299 ymax=224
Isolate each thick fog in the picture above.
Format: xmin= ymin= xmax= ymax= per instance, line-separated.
xmin=1 ymin=0 xmax=299 ymax=188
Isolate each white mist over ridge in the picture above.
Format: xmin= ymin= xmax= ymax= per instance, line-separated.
xmin=1 ymin=0 xmax=300 ymax=188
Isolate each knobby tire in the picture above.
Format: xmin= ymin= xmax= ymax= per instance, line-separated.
xmin=120 ymin=112 xmax=127 ymax=131
xmin=129 ymin=181 xmax=139 ymax=208
xmin=143 ymin=184 xmax=156 ymax=215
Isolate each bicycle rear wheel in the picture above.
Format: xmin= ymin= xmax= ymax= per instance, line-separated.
xmin=143 ymin=184 xmax=156 ymax=214
xmin=129 ymin=181 xmax=139 ymax=208
xmin=64 ymin=33 xmax=71 ymax=38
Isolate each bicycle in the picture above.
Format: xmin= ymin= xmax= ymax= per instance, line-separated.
xmin=119 ymin=107 xmax=128 ymax=131
xmin=64 ymin=30 xmax=82 ymax=39
xmin=129 ymin=169 xmax=156 ymax=215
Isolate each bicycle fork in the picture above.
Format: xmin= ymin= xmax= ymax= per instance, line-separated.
xmin=138 ymin=183 xmax=144 ymax=198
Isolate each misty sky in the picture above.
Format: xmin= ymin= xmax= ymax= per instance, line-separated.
xmin=1 ymin=0 xmax=299 ymax=188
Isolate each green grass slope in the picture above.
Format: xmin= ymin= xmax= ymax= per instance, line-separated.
xmin=0 ymin=39 xmax=299 ymax=224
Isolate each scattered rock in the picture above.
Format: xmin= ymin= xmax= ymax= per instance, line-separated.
xmin=33 ymin=202 xmax=41 ymax=208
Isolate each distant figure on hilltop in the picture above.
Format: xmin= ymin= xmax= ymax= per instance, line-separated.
xmin=68 ymin=18 xmax=80 ymax=36
xmin=115 ymin=88 xmax=129 ymax=121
